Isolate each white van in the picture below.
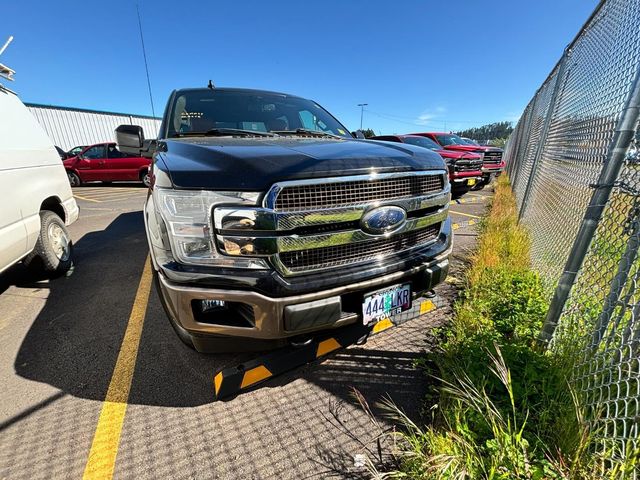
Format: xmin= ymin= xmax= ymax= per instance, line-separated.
xmin=0 ymin=42 xmax=78 ymax=275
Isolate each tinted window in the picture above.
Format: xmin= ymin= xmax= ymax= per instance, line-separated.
xmin=69 ymin=146 xmax=86 ymax=156
xmin=107 ymin=145 xmax=128 ymax=159
xmin=371 ymin=136 xmax=401 ymax=142
xmin=83 ymin=145 xmax=107 ymax=159
xmin=402 ymin=136 xmax=441 ymax=151
xmin=167 ymin=90 xmax=351 ymax=138
xmin=435 ymin=134 xmax=467 ymax=146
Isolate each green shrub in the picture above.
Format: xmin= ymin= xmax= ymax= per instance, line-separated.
xmin=373 ymin=176 xmax=611 ymax=479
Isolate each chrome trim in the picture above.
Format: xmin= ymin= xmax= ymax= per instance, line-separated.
xmin=216 ymin=207 xmax=448 ymax=257
xmin=213 ymin=170 xmax=450 ymax=276
xmin=270 ymin=221 xmax=446 ymax=276
xmin=214 ymin=187 xmax=451 ymax=231
xmin=263 ymin=170 xmax=448 ymax=210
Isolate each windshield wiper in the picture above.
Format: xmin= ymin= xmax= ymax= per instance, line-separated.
xmin=271 ymin=128 xmax=342 ymax=139
xmin=173 ymin=128 xmax=278 ymax=138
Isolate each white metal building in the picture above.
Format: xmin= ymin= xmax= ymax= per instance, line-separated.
xmin=26 ymin=103 xmax=161 ymax=151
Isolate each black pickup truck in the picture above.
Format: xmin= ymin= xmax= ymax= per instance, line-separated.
xmin=116 ymin=87 xmax=452 ymax=352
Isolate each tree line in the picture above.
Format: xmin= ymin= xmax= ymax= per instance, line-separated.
xmin=456 ymin=121 xmax=513 ymax=144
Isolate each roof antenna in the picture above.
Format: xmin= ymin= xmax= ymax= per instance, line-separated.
xmin=208 ymin=80 xmax=215 ymax=89
xmin=136 ymin=2 xmax=156 ymax=118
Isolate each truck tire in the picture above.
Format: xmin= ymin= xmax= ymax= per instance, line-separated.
xmin=67 ymin=171 xmax=82 ymax=187
xmin=24 ymin=211 xmax=73 ymax=276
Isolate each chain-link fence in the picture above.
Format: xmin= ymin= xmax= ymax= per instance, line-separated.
xmin=504 ymin=0 xmax=640 ymax=469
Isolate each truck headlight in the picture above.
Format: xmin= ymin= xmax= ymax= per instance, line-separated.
xmin=154 ymin=187 xmax=268 ymax=268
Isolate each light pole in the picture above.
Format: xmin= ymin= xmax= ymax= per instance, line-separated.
xmin=357 ymin=103 xmax=368 ymax=130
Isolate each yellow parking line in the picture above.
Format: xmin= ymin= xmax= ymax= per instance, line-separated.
xmin=450 ymin=210 xmax=481 ymax=219
xmin=80 ymin=190 xmax=145 ymax=199
xmin=73 ymin=194 xmax=102 ymax=203
xmin=463 ymin=192 xmax=487 ymax=198
xmin=85 ymin=193 xmax=145 ymax=202
xmin=83 ymin=257 xmax=152 ymax=480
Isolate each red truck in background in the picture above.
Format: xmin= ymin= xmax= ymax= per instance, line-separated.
xmin=370 ymin=134 xmax=483 ymax=198
xmin=410 ymin=132 xmax=505 ymax=189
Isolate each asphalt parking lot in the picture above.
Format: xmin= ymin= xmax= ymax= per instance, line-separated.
xmin=0 ymin=183 xmax=491 ymax=479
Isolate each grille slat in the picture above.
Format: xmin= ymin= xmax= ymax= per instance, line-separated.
xmin=483 ymin=151 xmax=503 ymax=164
xmin=274 ymin=174 xmax=444 ymax=212
xmin=279 ymin=224 xmax=441 ymax=273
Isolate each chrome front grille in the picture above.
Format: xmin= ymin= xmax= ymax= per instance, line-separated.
xmin=279 ymin=224 xmax=441 ymax=273
xmin=483 ymin=151 xmax=503 ymax=164
xmin=454 ymin=160 xmax=483 ymax=172
xmin=214 ymin=171 xmax=450 ymax=276
xmin=273 ymin=174 xmax=444 ymax=212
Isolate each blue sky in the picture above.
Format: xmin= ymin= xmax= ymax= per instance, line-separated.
xmin=3 ymin=0 xmax=598 ymax=134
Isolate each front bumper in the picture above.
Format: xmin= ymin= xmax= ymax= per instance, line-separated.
xmin=62 ymin=197 xmax=79 ymax=225
xmin=156 ymin=249 xmax=450 ymax=352
xmin=481 ymin=161 xmax=506 ymax=173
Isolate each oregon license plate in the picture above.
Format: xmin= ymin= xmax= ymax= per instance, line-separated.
xmin=362 ymin=283 xmax=412 ymax=325
xmin=467 ymin=178 xmax=477 ymax=186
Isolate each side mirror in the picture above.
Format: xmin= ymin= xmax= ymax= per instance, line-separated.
xmin=352 ymin=130 xmax=366 ymax=139
xmin=115 ymin=124 xmax=155 ymax=158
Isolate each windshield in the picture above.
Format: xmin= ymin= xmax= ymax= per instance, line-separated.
xmin=166 ymin=90 xmax=351 ymax=138
xmin=435 ymin=134 xmax=468 ymax=146
xmin=461 ymin=137 xmax=479 ymax=146
xmin=402 ymin=136 xmax=441 ymax=151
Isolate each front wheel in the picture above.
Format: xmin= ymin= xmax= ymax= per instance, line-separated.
xmin=24 ymin=211 xmax=73 ymax=276
xmin=67 ymin=171 xmax=82 ymax=187
xmin=140 ymin=169 xmax=151 ymax=188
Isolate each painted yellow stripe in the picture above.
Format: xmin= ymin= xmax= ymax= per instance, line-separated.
xmin=316 ymin=338 xmax=341 ymax=357
xmin=420 ymin=300 xmax=436 ymax=314
xmin=73 ymin=194 xmax=102 ymax=203
xmin=449 ymin=210 xmax=481 ymax=219
xmin=372 ymin=317 xmax=394 ymax=333
xmin=240 ymin=365 xmax=273 ymax=389
xmin=214 ymin=372 xmax=224 ymax=396
xmin=83 ymin=257 xmax=152 ymax=480
xmin=84 ymin=190 xmax=145 ymax=198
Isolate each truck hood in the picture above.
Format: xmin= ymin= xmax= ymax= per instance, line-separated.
xmin=437 ymin=149 xmax=483 ymax=160
xmin=156 ymin=137 xmax=447 ymax=190
xmin=443 ymin=144 xmax=503 ymax=154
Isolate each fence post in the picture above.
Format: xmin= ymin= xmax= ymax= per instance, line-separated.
xmin=518 ymin=51 xmax=571 ymax=222
xmin=539 ymin=67 xmax=640 ymax=346
xmin=510 ymin=104 xmax=535 ymax=190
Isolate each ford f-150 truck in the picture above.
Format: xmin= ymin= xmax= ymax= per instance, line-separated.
xmin=411 ymin=132 xmax=505 ymax=189
xmin=369 ymin=135 xmax=483 ymax=198
xmin=116 ymin=87 xmax=452 ymax=352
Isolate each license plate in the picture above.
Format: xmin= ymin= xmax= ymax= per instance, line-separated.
xmin=362 ymin=283 xmax=412 ymax=325
xmin=467 ymin=178 xmax=476 ymax=186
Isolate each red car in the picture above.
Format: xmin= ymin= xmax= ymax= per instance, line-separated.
xmin=410 ymin=132 xmax=505 ymax=188
xmin=63 ymin=142 xmax=151 ymax=187
xmin=370 ymin=134 xmax=483 ymax=198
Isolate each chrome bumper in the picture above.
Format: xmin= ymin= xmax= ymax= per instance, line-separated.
xmin=156 ymin=253 xmax=450 ymax=345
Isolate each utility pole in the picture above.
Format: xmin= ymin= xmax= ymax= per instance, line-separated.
xmin=357 ymin=103 xmax=368 ymax=130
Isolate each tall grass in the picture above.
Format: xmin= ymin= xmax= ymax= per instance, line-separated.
xmin=367 ymin=176 xmax=637 ymax=479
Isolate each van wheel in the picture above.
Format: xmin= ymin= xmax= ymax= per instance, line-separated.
xmin=24 ymin=211 xmax=73 ymax=276
xmin=140 ymin=169 xmax=151 ymax=187
xmin=67 ymin=171 xmax=82 ymax=187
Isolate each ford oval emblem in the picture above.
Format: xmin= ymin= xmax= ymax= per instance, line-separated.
xmin=361 ymin=206 xmax=407 ymax=235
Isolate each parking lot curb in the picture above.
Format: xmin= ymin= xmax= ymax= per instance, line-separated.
xmin=212 ymin=294 xmax=446 ymax=400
